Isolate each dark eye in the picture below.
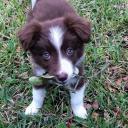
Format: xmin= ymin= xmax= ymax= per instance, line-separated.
xmin=42 ymin=51 xmax=50 ymax=60
xmin=66 ymin=47 xmax=74 ymax=56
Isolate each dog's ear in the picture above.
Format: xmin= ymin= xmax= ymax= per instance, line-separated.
xmin=64 ymin=14 xmax=91 ymax=43
xmin=17 ymin=20 xmax=41 ymax=51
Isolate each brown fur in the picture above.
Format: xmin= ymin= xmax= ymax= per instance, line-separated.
xmin=18 ymin=0 xmax=91 ymax=89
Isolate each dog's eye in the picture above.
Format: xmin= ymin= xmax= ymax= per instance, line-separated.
xmin=66 ymin=47 xmax=74 ymax=56
xmin=42 ymin=51 xmax=50 ymax=60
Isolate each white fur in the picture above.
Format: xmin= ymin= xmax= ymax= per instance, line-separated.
xmin=49 ymin=26 xmax=64 ymax=51
xmin=25 ymin=88 xmax=46 ymax=115
xmin=34 ymin=63 xmax=46 ymax=76
xmin=66 ymin=67 xmax=79 ymax=85
xmin=35 ymin=67 xmax=45 ymax=76
xmin=31 ymin=0 xmax=36 ymax=9
xmin=70 ymin=85 xmax=87 ymax=119
xmin=49 ymin=26 xmax=74 ymax=80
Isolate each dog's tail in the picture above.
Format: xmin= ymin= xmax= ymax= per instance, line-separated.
xmin=31 ymin=0 xmax=37 ymax=9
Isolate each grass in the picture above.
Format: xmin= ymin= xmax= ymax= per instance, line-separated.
xmin=0 ymin=0 xmax=128 ymax=127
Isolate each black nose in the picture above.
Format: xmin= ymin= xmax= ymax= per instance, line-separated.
xmin=57 ymin=73 xmax=68 ymax=82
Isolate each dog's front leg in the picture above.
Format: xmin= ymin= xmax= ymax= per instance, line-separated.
xmin=70 ymin=85 xmax=87 ymax=119
xmin=25 ymin=87 xmax=46 ymax=115
xmin=31 ymin=0 xmax=37 ymax=9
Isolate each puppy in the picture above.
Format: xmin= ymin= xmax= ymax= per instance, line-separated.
xmin=18 ymin=0 xmax=91 ymax=119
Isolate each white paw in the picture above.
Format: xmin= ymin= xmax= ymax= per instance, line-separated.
xmin=73 ymin=105 xmax=87 ymax=119
xmin=25 ymin=103 xmax=39 ymax=115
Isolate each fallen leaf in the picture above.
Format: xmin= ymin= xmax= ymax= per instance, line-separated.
xmin=66 ymin=117 xmax=73 ymax=128
xmin=122 ymin=76 xmax=128 ymax=82
xmin=92 ymin=100 xmax=99 ymax=110
xmin=115 ymin=78 xmax=122 ymax=86
xmin=113 ymin=107 xmax=121 ymax=117
xmin=105 ymin=80 xmax=117 ymax=93
xmin=92 ymin=112 xmax=99 ymax=121
xmin=108 ymin=66 xmax=121 ymax=76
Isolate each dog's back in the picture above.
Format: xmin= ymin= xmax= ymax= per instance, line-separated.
xmin=30 ymin=0 xmax=75 ymax=22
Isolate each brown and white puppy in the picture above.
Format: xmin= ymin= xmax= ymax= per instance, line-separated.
xmin=18 ymin=0 xmax=91 ymax=119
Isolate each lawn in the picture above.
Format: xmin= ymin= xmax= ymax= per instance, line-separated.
xmin=0 ymin=0 xmax=128 ymax=127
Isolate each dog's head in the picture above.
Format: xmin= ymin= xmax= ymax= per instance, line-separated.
xmin=18 ymin=14 xmax=91 ymax=83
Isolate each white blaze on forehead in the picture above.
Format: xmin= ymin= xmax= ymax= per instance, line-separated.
xmin=49 ymin=26 xmax=74 ymax=80
xmin=49 ymin=26 xmax=64 ymax=50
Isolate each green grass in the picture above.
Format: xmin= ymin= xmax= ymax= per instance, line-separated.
xmin=0 ymin=0 xmax=128 ymax=127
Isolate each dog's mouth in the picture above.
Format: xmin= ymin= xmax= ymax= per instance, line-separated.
xmin=46 ymin=67 xmax=79 ymax=85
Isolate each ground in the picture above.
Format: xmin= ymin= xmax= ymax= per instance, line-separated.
xmin=0 ymin=0 xmax=128 ymax=128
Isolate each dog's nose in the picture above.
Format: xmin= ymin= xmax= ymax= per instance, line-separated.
xmin=57 ymin=73 xmax=68 ymax=82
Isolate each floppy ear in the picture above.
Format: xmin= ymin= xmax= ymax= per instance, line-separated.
xmin=17 ymin=20 xmax=41 ymax=51
xmin=64 ymin=14 xmax=91 ymax=43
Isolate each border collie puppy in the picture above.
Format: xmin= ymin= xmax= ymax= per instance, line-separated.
xmin=18 ymin=0 xmax=91 ymax=119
